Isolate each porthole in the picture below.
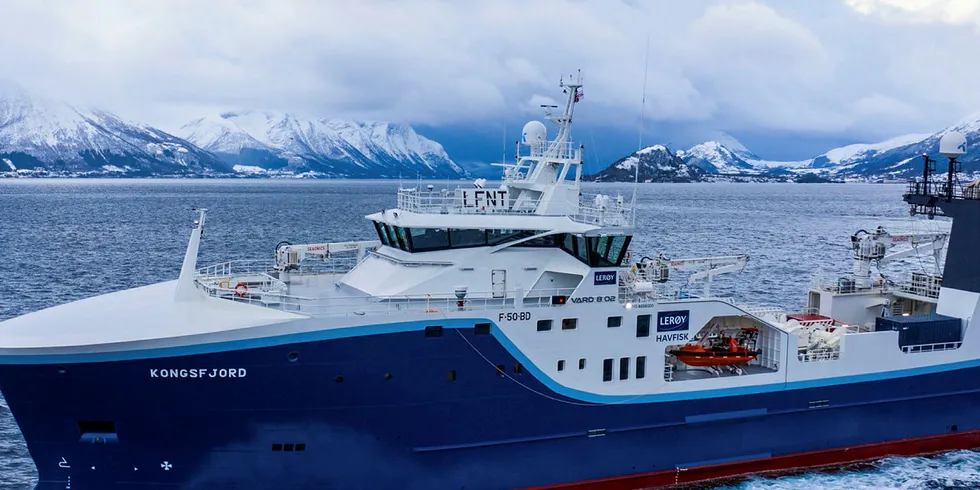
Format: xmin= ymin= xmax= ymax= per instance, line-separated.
xmin=287 ymin=352 xmax=299 ymax=362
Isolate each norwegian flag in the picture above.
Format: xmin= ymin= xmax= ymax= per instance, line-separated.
xmin=574 ymin=90 xmax=583 ymax=103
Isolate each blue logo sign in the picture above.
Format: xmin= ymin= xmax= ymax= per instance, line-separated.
xmin=594 ymin=271 xmax=617 ymax=286
xmin=657 ymin=310 xmax=689 ymax=332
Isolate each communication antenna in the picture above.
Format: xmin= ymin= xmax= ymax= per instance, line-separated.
xmin=938 ymin=131 xmax=966 ymax=202
xmin=631 ymin=32 xmax=651 ymax=227
xmin=501 ymin=117 xmax=507 ymax=171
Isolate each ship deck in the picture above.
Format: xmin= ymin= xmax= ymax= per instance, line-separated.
xmin=195 ymin=261 xmax=577 ymax=318
xmin=667 ymin=364 xmax=776 ymax=382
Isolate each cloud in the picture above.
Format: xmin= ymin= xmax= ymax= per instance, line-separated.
xmin=0 ymin=0 xmax=979 ymax=154
xmin=680 ymin=2 xmax=845 ymax=132
xmin=844 ymin=0 xmax=980 ymax=25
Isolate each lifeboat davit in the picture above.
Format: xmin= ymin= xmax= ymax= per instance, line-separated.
xmin=669 ymin=331 xmax=761 ymax=367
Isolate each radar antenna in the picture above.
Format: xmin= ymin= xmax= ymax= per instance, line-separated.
xmin=904 ymin=131 xmax=968 ymax=218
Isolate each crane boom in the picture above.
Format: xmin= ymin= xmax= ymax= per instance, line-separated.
xmin=850 ymin=226 xmax=948 ymax=288
xmin=274 ymin=240 xmax=381 ymax=272
xmin=635 ymin=254 xmax=749 ymax=298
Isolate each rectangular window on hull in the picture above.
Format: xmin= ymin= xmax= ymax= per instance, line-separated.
xmin=77 ymin=420 xmax=115 ymax=434
xmin=474 ymin=322 xmax=491 ymax=335
xmin=637 ymin=315 xmax=651 ymax=337
xmin=636 ymin=356 xmax=646 ymax=379
xmin=607 ymin=316 xmax=622 ymax=328
xmin=619 ymin=357 xmax=630 ymax=380
xmin=424 ymin=325 xmax=443 ymax=338
xmin=602 ymin=358 xmax=613 ymax=382
xmin=537 ymin=319 xmax=553 ymax=331
xmin=561 ymin=318 xmax=577 ymax=330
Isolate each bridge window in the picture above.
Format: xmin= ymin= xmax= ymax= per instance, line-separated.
xmin=394 ymin=226 xmax=410 ymax=251
xmin=450 ymin=228 xmax=487 ymax=248
xmin=587 ymin=235 xmax=632 ymax=267
xmin=373 ymin=222 xmax=390 ymax=246
xmin=488 ymin=229 xmax=531 ymax=246
xmin=409 ymin=228 xmax=450 ymax=252
xmin=607 ymin=236 xmax=629 ymax=265
xmin=575 ymin=235 xmax=590 ymax=263
xmin=517 ymin=233 xmax=559 ymax=247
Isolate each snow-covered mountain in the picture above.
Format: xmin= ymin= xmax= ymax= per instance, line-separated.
xmin=677 ymin=141 xmax=759 ymax=174
xmin=0 ymin=80 xmax=228 ymax=176
xmin=628 ymin=121 xmax=980 ymax=182
xmin=585 ymin=145 xmax=705 ymax=182
xmin=178 ymin=112 xmax=464 ymax=179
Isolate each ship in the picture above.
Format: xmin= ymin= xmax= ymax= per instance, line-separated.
xmin=2 ymin=74 xmax=980 ymax=490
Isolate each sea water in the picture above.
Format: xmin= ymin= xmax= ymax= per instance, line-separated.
xmin=0 ymin=179 xmax=974 ymax=489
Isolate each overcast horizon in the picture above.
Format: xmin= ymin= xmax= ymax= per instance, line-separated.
xmin=3 ymin=0 xmax=980 ymax=162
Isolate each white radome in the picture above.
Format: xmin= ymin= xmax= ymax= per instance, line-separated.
xmin=939 ymin=131 xmax=967 ymax=158
xmin=521 ymin=120 xmax=547 ymax=147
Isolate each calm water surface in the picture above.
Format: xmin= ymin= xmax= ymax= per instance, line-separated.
xmin=0 ymin=179 xmax=974 ymax=489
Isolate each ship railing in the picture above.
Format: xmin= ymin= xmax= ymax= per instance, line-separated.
xmin=396 ymin=187 xmax=543 ymax=215
xmin=902 ymin=341 xmax=963 ymax=354
xmin=196 ymin=268 xmax=288 ymax=296
xmin=524 ymin=140 xmax=579 ymax=160
xmin=574 ymin=193 xmax=634 ymax=227
xmin=197 ymin=257 xmax=359 ymax=281
xmin=896 ymin=276 xmax=942 ymax=300
xmin=906 ymin=179 xmax=979 ymax=201
xmin=194 ymin=281 xmax=579 ymax=318
xmin=798 ymin=350 xmax=841 ymax=363
xmin=811 ymin=270 xmax=943 ymax=302
xmin=740 ymin=305 xmax=785 ymax=320
xmin=394 ymin=187 xmax=634 ymax=226
xmin=196 ymin=259 xmax=275 ymax=278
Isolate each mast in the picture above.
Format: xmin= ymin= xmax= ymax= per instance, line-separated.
xmin=632 ymin=32 xmax=651 ymax=228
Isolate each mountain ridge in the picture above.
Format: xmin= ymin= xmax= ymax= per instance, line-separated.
xmin=0 ymin=82 xmax=465 ymax=179
xmin=177 ymin=111 xmax=464 ymax=179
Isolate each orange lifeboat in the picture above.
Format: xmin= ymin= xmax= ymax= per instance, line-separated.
xmin=668 ymin=329 xmax=760 ymax=367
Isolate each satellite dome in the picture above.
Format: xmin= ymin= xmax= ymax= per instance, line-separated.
xmin=940 ymin=131 xmax=967 ymax=158
xmin=521 ymin=121 xmax=547 ymax=147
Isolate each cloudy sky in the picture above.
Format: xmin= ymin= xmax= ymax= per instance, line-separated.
xmin=2 ymin=0 xmax=980 ymax=162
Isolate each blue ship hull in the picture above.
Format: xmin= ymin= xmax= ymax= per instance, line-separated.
xmin=3 ymin=320 xmax=980 ymax=490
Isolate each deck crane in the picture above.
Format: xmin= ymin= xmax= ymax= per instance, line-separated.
xmin=634 ymin=254 xmax=750 ymax=298
xmin=273 ymin=240 xmax=380 ymax=281
xmin=849 ymin=226 xmax=947 ymax=289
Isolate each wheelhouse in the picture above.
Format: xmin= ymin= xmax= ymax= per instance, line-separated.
xmin=371 ymin=220 xmax=631 ymax=267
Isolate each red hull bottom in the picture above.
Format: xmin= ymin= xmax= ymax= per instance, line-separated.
xmin=523 ymin=429 xmax=980 ymax=490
